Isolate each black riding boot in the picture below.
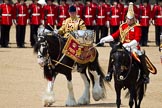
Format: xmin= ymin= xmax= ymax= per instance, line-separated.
xmin=105 ymin=56 xmax=113 ymax=82
xmin=139 ymin=54 xmax=150 ymax=84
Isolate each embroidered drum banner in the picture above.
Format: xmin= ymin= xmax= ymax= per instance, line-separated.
xmin=62 ymin=36 xmax=96 ymax=64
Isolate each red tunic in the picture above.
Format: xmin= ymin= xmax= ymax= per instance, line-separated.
xmin=57 ymin=3 xmax=69 ymax=27
xmin=29 ymin=3 xmax=42 ymax=25
xmin=90 ymin=2 xmax=97 ymax=12
xmin=73 ymin=3 xmax=84 ymax=19
xmin=109 ymin=5 xmax=121 ymax=26
xmin=14 ymin=2 xmax=29 ymax=25
xmin=151 ymin=4 xmax=162 ymax=26
xmin=139 ymin=4 xmax=151 ymax=26
xmin=117 ymin=2 xmax=124 ymax=21
xmin=112 ymin=23 xmax=141 ymax=49
xmin=42 ymin=4 xmax=58 ymax=26
xmin=0 ymin=3 xmax=14 ymax=25
xmin=96 ymin=3 xmax=107 ymax=26
xmin=83 ymin=5 xmax=95 ymax=26
xmin=104 ymin=3 xmax=111 ymax=22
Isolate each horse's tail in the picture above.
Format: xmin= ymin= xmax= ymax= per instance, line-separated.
xmin=88 ymin=52 xmax=107 ymax=99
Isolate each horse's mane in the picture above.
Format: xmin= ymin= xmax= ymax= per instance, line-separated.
xmin=33 ymin=32 xmax=66 ymax=54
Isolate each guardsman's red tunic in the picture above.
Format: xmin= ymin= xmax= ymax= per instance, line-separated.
xmin=112 ymin=23 xmax=141 ymax=49
xmin=42 ymin=4 xmax=58 ymax=26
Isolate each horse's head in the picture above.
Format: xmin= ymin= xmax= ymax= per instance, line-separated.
xmin=110 ymin=42 xmax=132 ymax=81
xmin=33 ymin=27 xmax=49 ymax=66
xmin=34 ymin=26 xmax=65 ymax=67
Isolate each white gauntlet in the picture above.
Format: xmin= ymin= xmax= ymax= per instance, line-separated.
xmin=100 ymin=35 xmax=114 ymax=43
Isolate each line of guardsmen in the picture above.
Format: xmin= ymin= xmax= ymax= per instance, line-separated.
xmin=0 ymin=0 xmax=162 ymax=48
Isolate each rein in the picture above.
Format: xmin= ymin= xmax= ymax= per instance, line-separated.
xmin=46 ymin=34 xmax=74 ymax=70
xmin=52 ymin=59 xmax=74 ymax=70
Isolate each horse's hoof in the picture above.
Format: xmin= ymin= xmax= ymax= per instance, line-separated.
xmin=92 ymin=87 xmax=104 ymax=101
xmin=42 ymin=91 xmax=55 ymax=107
xmin=44 ymin=102 xmax=53 ymax=107
xmin=66 ymin=98 xmax=77 ymax=106
xmin=78 ymin=96 xmax=90 ymax=105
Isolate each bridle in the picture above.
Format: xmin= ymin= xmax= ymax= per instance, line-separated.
xmin=39 ymin=33 xmax=74 ymax=70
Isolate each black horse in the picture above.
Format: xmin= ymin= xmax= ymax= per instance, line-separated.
xmin=34 ymin=28 xmax=106 ymax=107
xmin=109 ymin=42 xmax=147 ymax=108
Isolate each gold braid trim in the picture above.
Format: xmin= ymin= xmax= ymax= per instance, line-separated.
xmin=119 ymin=23 xmax=139 ymax=43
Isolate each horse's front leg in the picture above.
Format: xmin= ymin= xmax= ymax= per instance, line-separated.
xmin=137 ymin=84 xmax=145 ymax=108
xmin=128 ymin=87 xmax=136 ymax=108
xmin=43 ymin=77 xmax=55 ymax=107
xmin=90 ymin=70 xmax=104 ymax=101
xmin=66 ymin=74 xmax=77 ymax=106
xmin=115 ymin=84 xmax=122 ymax=108
xmin=78 ymin=72 xmax=90 ymax=105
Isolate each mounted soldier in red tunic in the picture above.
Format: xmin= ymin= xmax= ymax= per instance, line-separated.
xmin=100 ymin=2 xmax=157 ymax=84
